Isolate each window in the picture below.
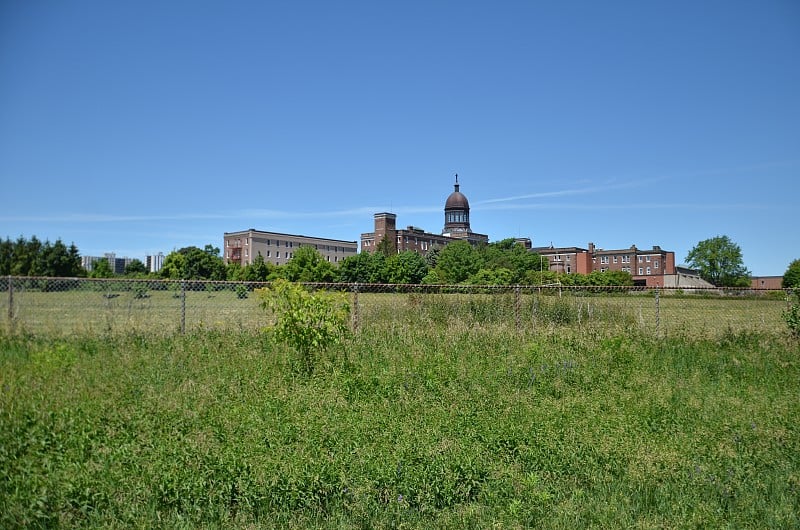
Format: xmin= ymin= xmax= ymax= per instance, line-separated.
xmin=266 ymin=250 xmax=271 ymax=257
xmin=646 ymin=256 xmax=651 ymax=262
xmin=654 ymin=260 xmax=659 ymax=269
xmin=646 ymin=267 xmax=651 ymax=274
xmin=600 ymin=267 xmax=607 ymax=272
xmin=244 ymin=249 xmax=248 ymax=257
xmin=601 ymin=256 xmax=609 ymax=264
xmin=566 ymin=255 xmax=571 ymax=262
xmin=613 ymin=256 xmax=618 ymax=263
xmin=638 ymin=267 xmax=644 ymax=275
xmin=638 ymin=256 xmax=643 ymax=263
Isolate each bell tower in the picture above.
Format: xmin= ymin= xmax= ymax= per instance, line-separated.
xmin=443 ymin=174 xmax=471 ymax=237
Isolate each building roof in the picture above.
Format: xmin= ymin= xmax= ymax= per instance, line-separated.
xmin=444 ymin=176 xmax=469 ymax=210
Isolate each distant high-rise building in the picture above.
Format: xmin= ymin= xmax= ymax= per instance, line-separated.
xmin=147 ymin=252 xmax=165 ymax=273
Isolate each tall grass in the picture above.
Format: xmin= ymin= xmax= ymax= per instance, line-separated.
xmin=1 ymin=311 xmax=798 ymax=527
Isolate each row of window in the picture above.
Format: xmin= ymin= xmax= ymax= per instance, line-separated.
xmin=600 ymin=265 xmax=657 ymax=275
xmin=225 ymin=250 xmax=342 ymax=264
xmin=226 ymin=238 xmax=354 ymax=253
xmin=598 ymin=254 xmax=658 ymax=264
xmin=445 ymin=212 xmax=469 ymax=224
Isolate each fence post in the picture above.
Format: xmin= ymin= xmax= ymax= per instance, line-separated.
xmin=7 ymin=276 xmax=13 ymax=333
xmin=655 ymin=286 xmax=660 ymax=337
xmin=351 ymin=283 xmax=360 ymax=333
xmin=181 ymin=281 xmax=186 ymax=335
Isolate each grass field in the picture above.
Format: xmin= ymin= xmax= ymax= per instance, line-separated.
xmin=2 ymin=287 xmax=791 ymax=338
xmin=1 ymin=297 xmax=799 ymax=527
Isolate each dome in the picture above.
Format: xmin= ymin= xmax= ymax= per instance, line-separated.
xmin=445 ymin=182 xmax=469 ymax=210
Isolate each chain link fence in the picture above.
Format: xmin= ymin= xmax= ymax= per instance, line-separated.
xmin=0 ymin=276 xmax=793 ymax=338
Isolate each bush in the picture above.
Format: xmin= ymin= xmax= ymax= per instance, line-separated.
xmin=235 ymin=284 xmax=249 ymax=299
xmin=784 ymin=291 xmax=800 ymax=339
xmin=257 ymin=279 xmax=350 ymax=374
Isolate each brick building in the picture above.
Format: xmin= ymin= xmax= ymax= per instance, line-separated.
xmin=532 ymin=242 xmax=679 ymax=287
xmin=223 ymin=229 xmax=357 ymax=266
xmin=361 ymin=177 xmax=489 ymax=254
xmin=751 ymin=276 xmax=783 ymax=290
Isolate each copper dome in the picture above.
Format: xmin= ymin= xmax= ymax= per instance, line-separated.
xmin=445 ymin=184 xmax=469 ymax=210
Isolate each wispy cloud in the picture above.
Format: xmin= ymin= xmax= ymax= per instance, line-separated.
xmin=476 ymin=178 xmax=661 ymax=205
xmin=0 ymin=212 xmax=231 ymax=223
xmin=476 ymin=201 xmax=767 ymax=212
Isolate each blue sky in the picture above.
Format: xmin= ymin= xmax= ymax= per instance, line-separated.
xmin=1 ymin=1 xmax=798 ymax=276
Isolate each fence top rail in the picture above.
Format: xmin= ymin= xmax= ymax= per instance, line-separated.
xmin=3 ymin=276 xmax=793 ymax=297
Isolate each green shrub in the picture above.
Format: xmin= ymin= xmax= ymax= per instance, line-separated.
xmin=783 ymin=291 xmax=800 ymax=339
xmin=257 ymin=279 xmax=350 ymax=374
xmin=235 ymin=284 xmax=249 ymax=299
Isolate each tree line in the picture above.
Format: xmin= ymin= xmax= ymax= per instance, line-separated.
xmin=4 ymin=234 xmax=797 ymax=288
xmin=0 ymin=236 xmax=83 ymax=277
xmin=159 ymin=238 xmax=637 ymax=287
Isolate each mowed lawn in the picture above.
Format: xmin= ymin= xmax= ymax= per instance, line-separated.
xmin=1 ymin=295 xmax=798 ymax=527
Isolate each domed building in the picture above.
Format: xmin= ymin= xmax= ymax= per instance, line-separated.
xmin=443 ymin=174 xmax=479 ymax=240
xmin=361 ymin=176 xmax=488 ymax=254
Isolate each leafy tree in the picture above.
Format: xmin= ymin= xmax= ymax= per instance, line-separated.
xmin=160 ymin=252 xmax=186 ymax=279
xmin=338 ymin=251 xmax=389 ymax=283
xmin=124 ymin=259 xmax=148 ymax=276
xmin=284 ymin=246 xmax=336 ymax=283
xmin=477 ymin=238 xmax=547 ymax=284
xmin=522 ymin=269 xmax=558 ymax=286
xmin=257 ymin=279 xmax=350 ymax=374
xmin=436 ymin=240 xmax=481 ymax=284
xmin=421 ymin=268 xmax=443 ymax=284
xmin=338 ymin=252 xmax=374 ymax=283
xmin=160 ymin=245 xmax=226 ymax=280
xmin=243 ymin=253 xmax=277 ymax=282
xmin=467 ymin=267 xmax=514 ymax=285
xmin=685 ymin=235 xmax=750 ymax=287
xmin=783 ymin=259 xmax=800 ymax=289
xmin=784 ymin=291 xmax=800 ymax=339
xmin=226 ymin=262 xmax=244 ymax=281
xmin=386 ymin=251 xmax=428 ymax=284
xmin=89 ymin=257 xmax=114 ymax=278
